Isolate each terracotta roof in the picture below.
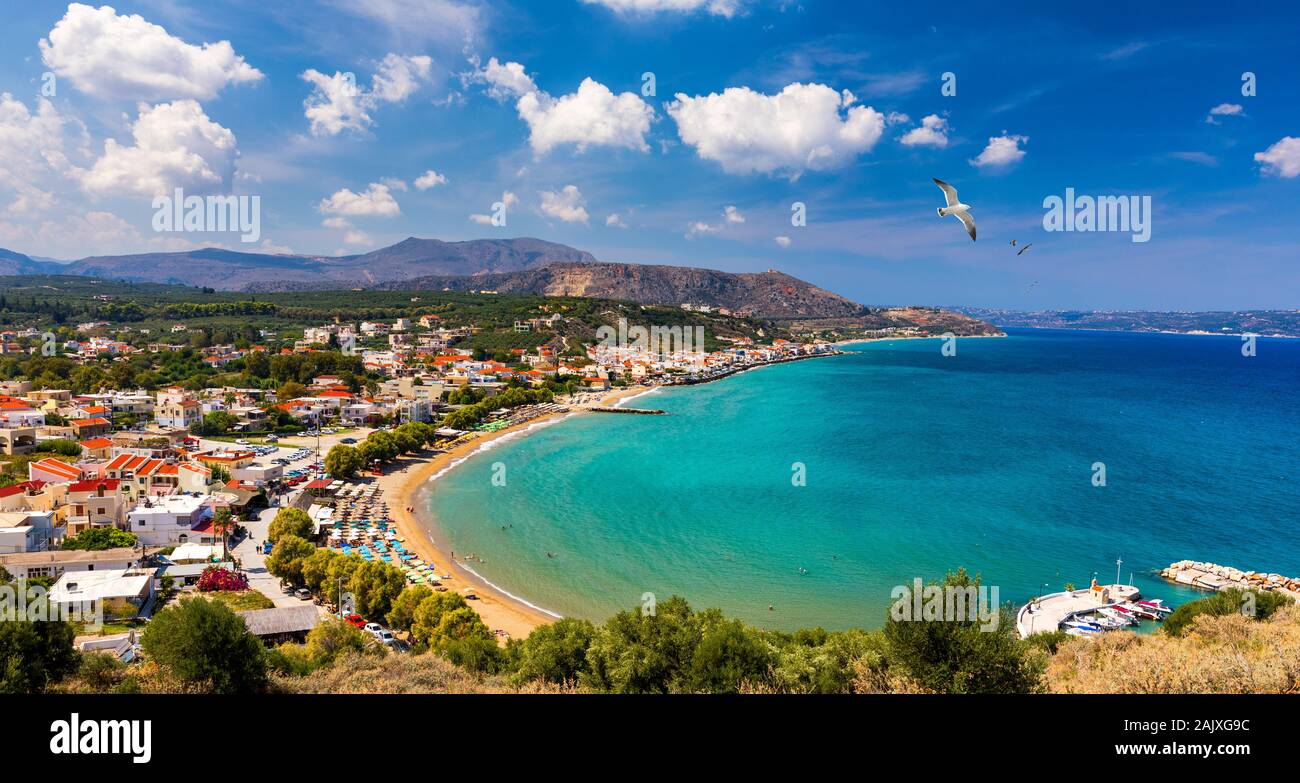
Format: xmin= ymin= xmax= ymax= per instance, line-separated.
xmin=79 ymin=437 xmax=113 ymax=449
xmin=0 ymin=480 xmax=45 ymax=498
xmin=72 ymin=417 xmax=112 ymax=427
xmin=105 ymin=454 xmax=168 ymax=475
xmin=28 ymin=458 xmax=82 ymax=482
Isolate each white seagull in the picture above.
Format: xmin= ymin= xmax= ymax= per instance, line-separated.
xmin=933 ymin=178 xmax=976 ymax=241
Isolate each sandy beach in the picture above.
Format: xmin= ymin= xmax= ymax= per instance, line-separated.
xmin=381 ymin=384 xmax=655 ymax=641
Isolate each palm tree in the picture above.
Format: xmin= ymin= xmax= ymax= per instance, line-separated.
xmin=213 ymin=507 xmax=235 ymax=561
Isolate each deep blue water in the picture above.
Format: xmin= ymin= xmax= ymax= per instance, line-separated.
xmin=421 ymin=329 xmax=1300 ymax=630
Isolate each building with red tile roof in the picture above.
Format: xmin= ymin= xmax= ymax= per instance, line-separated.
xmin=28 ymin=458 xmax=83 ymax=484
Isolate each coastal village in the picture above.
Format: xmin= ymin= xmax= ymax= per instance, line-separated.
xmin=1 ymin=301 xmax=1291 ymax=660
xmin=0 ymin=284 xmax=1292 ymax=702
xmin=0 ymin=305 xmax=839 ymax=660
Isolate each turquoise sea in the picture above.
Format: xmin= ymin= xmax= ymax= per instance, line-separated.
xmin=419 ymin=329 xmax=1300 ymax=631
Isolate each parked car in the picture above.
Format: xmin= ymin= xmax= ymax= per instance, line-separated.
xmin=340 ymin=437 xmax=357 ymax=444
xmin=262 ymin=541 xmax=273 ymax=555
xmin=363 ymin=622 xmax=384 ymax=635
xmin=375 ymin=630 xmax=397 ymax=646
xmin=294 ymin=588 xmax=311 ymax=601
xmin=344 ymin=614 xmax=366 ymax=629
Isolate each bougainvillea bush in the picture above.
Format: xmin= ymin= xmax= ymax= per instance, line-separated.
xmin=196 ymin=566 xmax=249 ymax=593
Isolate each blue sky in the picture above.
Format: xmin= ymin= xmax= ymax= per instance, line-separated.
xmin=0 ymin=1 xmax=1297 ymax=310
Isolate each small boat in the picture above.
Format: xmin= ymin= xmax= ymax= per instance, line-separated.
xmin=1137 ymin=599 xmax=1173 ymax=615
xmin=1098 ymin=607 xmax=1137 ymax=626
xmin=1062 ymin=619 xmax=1102 ymax=633
xmin=1122 ymin=603 xmax=1160 ymax=620
xmin=1063 ymin=626 xmax=1096 ymax=638
xmin=1086 ymin=613 xmax=1128 ymax=630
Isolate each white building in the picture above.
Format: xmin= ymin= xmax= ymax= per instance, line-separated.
xmin=232 ymin=462 xmax=282 ymax=485
xmin=0 ymin=547 xmax=139 ymax=581
xmin=126 ymin=494 xmax=213 ymax=546
xmin=0 ymin=510 xmax=58 ymax=554
xmin=48 ymin=567 xmax=157 ymax=618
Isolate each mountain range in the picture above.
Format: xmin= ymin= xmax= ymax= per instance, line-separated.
xmin=0 ymin=237 xmax=596 ymax=289
xmin=0 ymin=237 xmax=869 ymax=319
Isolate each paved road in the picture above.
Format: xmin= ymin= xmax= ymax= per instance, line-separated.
xmin=211 ymin=429 xmax=374 ymax=609
xmin=231 ymin=502 xmax=302 ymax=608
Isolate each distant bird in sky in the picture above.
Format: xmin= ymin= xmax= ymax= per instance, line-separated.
xmin=933 ymin=178 xmax=976 ymax=241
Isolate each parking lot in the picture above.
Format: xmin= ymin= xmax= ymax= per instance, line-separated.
xmin=213 ymin=428 xmax=375 ymax=610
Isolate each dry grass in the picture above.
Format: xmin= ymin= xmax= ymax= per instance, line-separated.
xmin=1045 ymin=604 xmax=1300 ymax=693
xmin=274 ymin=651 xmax=576 ymax=694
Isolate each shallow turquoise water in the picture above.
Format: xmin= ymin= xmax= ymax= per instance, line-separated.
xmin=422 ymin=329 xmax=1300 ymax=630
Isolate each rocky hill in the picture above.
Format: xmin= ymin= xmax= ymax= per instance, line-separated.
xmin=372 ymin=262 xmax=868 ymax=320
xmin=2 ymin=237 xmax=990 ymax=325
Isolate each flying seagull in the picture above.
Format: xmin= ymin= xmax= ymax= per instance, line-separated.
xmin=933 ymin=178 xmax=975 ymax=241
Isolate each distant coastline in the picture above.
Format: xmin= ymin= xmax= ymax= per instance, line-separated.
xmin=957 ymin=308 xmax=1300 ymax=339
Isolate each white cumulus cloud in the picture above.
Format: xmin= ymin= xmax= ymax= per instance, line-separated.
xmin=666 ymin=83 xmax=884 ymax=175
xmin=318 ymin=182 xmax=401 ymax=217
xmin=77 ymin=100 xmax=238 ymax=197
xmin=302 ymin=54 xmax=435 ymax=137
xmin=580 ymin=0 xmax=743 ymax=17
xmin=539 ymin=185 xmax=589 ymax=223
xmin=1254 ymin=137 xmax=1300 ymax=178
xmin=900 ymin=114 xmax=949 ymax=148
xmin=39 ymin=3 xmax=263 ymax=101
xmin=1205 ymin=102 xmax=1245 ymax=124
xmin=370 ymin=53 xmax=433 ymax=102
xmin=517 ymin=78 xmax=654 ymax=155
xmin=0 ymin=94 xmax=77 ymax=195
xmin=685 ymin=220 xmax=717 ymax=239
xmin=774 ymin=235 xmax=791 ymax=247
xmin=970 ymin=133 xmax=1028 ymax=168
xmin=414 ymin=169 xmax=448 ymax=189
xmin=724 ymin=205 xmax=745 ymax=223
xmin=467 ymin=58 xmax=653 ymax=155
xmin=472 ymin=57 xmax=537 ymax=101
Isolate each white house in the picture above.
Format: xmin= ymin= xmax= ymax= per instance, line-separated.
xmin=0 ymin=510 xmax=58 ymax=554
xmin=0 ymin=547 xmax=139 ymax=581
xmin=232 ymin=462 xmax=282 ymax=485
xmin=48 ymin=567 xmax=157 ymax=618
xmin=126 ymin=494 xmax=212 ymax=546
